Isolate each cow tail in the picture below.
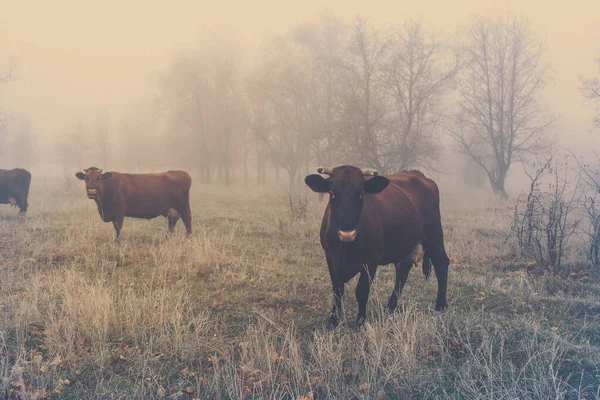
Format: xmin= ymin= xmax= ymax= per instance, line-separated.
xmin=422 ymin=249 xmax=432 ymax=281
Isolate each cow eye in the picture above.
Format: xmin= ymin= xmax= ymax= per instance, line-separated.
xmin=329 ymin=191 xmax=336 ymax=200
xmin=359 ymin=191 xmax=364 ymax=199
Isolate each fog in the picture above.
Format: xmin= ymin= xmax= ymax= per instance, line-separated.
xmin=0 ymin=0 xmax=598 ymax=194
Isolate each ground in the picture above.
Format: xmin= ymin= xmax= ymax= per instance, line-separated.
xmin=0 ymin=181 xmax=599 ymax=399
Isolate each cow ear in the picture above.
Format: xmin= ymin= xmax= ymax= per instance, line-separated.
xmin=364 ymin=176 xmax=389 ymax=194
xmin=101 ymin=172 xmax=113 ymax=180
xmin=305 ymin=174 xmax=330 ymax=193
xmin=75 ymin=172 xmax=85 ymax=180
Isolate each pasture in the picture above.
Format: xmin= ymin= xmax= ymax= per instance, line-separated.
xmin=0 ymin=180 xmax=599 ymax=399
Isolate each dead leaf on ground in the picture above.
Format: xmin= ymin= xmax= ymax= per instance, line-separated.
xmin=213 ymin=300 xmax=225 ymax=308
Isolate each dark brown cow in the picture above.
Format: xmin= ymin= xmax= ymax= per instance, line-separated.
xmin=76 ymin=167 xmax=192 ymax=240
xmin=0 ymin=168 xmax=31 ymax=215
xmin=305 ymin=165 xmax=449 ymax=327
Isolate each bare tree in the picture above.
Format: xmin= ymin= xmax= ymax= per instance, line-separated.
xmin=158 ymin=38 xmax=244 ymax=185
xmin=511 ymin=152 xmax=582 ymax=275
xmin=570 ymin=150 xmax=600 ymax=269
xmin=209 ymin=43 xmax=244 ymax=185
xmin=158 ymin=53 xmax=213 ymax=182
xmin=338 ymin=18 xmax=392 ymax=172
xmin=265 ymin=39 xmax=313 ymax=183
xmin=244 ymin=69 xmax=271 ymax=185
xmin=250 ymin=36 xmax=319 ymax=217
xmin=451 ymin=15 xmax=554 ymax=197
xmin=292 ymin=12 xmax=348 ymax=166
xmin=382 ymin=19 xmax=459 ymax=171
xmin=581 ymin=59 xmax=600 ymax=128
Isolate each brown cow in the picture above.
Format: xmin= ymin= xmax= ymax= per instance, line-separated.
xmin=0 ymin=168 xmax=31 ymax=215
xmin=305 ymin=165 xmax=449 ymax=328
xmin=75 ymin=167 xmax=192 ymax=240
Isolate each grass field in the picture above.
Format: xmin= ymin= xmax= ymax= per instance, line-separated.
xmin=1 ymin=181 xmax=599 ymax=399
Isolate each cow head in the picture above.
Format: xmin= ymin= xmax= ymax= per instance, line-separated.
xmin=75 ymin=167 xmax=113 ymax=199
xmin=305 ymin=165 xmax=389 ymax=242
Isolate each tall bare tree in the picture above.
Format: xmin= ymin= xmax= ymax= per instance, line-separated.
xmin=244 ymin=69 xmax=272 ymax=185
xmin=209 ymin=43 xmax=244 ymax=185
xmin=158 ymin=38 xmax=244 ymax=185
xmin=382 ymin=20 xmax=459 ymax=171
xmin=292 ymin=12 xmax=348 ymax=166
xmin=260 ymin=37 xmax=314 ymax=186
xmin=581 ymin=59 xmax=600 ymax=128
xmin=158 ymin=53 xmax=213 ymax=182
xmin=451 ymin=15 xmax=554 ymax=197
xmin=339 ymin=18 xmax=392 ymax=172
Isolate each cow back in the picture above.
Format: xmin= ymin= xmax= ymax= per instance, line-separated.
xmin=360 ymin=170 xmax=441 ymax=265
xmin=99 ymin=171 xmax=191 ymax=219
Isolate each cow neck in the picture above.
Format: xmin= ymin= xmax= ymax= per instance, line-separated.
xmin=93 ymin=189 xmax=109 ymax=220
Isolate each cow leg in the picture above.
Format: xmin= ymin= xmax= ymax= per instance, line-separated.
xmin=167 ymin=208 xmax=180 ymax=236
xmin=113 ymin=216 xmax=124 ymax=242
xmin=326 ymin=253 xmax=344 ymax=328
xmin=355 ymin=264 xmax=377 ymax=327
xmin=387 ymin=260 xmax=412 ymax=313
xmin=167 ymin=215 xmax=179 ymax=235
xmin=328 ymin=283 xmax=345 ymax=329
xmin=430 ymin=242 xmax=450 ymax=311
xmin=178 ymin=203 xmax=192 ymax=237
xmin=16 ymin=196 xmax=28 ymax=216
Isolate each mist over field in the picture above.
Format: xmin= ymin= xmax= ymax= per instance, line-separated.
xmin=1 ymin=1 xmax=600 ymax=399
xmin=0 ymin=0 xmax=598 ymax=191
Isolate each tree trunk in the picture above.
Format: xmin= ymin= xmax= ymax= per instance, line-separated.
xmin=489 ymin=172 xmax=508 ymax=198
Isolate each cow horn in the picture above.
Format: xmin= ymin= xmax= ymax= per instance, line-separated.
xmin=317 ymin=166 xmax=333 ymax=175
xmin=98 ymin=169 xmax=103 ymax=174
xmin=361 ymin=168 xmax=380 ymax=176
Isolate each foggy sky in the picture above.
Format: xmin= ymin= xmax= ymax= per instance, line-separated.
xmin=0 ymin=0 xmax=598 ymax=151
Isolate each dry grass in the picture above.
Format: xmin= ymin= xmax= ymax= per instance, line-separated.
xmin=0 ymin=181 xmax=599 ymax=399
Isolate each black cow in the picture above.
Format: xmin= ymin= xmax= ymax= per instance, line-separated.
xmin=0 ymin=168 xmax=31 ymax=215
xmin=305 ymin=165 xmax=449 ymax=327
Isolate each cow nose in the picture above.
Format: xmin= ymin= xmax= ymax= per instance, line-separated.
xmin=338 ymin=229 xmax=357 ymax=242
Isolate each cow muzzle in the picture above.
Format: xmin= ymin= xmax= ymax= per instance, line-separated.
xmin=87 ymin=189 xmax=98 ymax=199
xmin=338 ymin=229 xmax=357 ymax=242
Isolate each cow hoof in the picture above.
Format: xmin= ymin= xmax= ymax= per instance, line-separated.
xmin=356 ymin=316 xmax=367 ymax=328
xmin=386 ymin=301 xmax=398 ymax=314
xmin=327 ymin=315 xmax=339 ymax=330
xmin=434 ymin=302 xmax=447 ymax=311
